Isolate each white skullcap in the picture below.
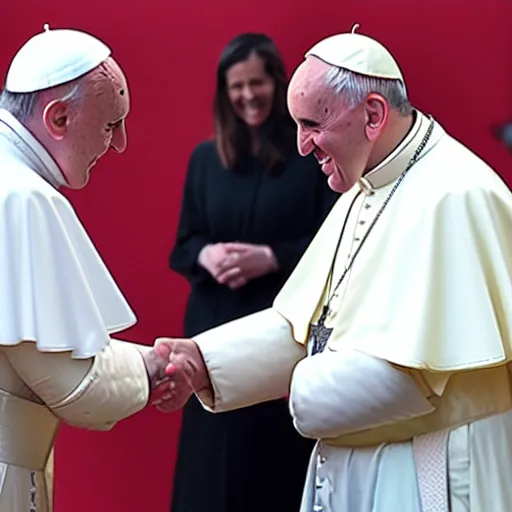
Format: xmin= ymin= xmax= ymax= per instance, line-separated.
xmin=305 ymin=24 xmax=406 ymax=88
xmin=4 ymin=24 xmax=111 ymax=93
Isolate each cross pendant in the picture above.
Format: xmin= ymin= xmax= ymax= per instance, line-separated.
xmin=307 ymin=307 xmax=333 ymax=355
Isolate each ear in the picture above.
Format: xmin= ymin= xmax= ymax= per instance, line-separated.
xmin=364 ymin=93 xmax=389 ymax=142
xmin=42 ymin=100 xmax=70 ymax=141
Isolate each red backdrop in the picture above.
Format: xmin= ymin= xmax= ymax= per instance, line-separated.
xmin=1 ymin=1 xmax=512 ymax=510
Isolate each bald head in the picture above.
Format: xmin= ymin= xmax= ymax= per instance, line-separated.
xmin=289 ymin=56 xmax=331 ymax=93
xmin=78 ymin=58 xmax=129 ymax=117
xmin=288 ymin=57 xmax=341 ymax=130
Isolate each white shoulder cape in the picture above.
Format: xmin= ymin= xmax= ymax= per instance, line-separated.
xmin=274 ymin=120 xmax=512 ymax=376
xmin=0 ymin=119 xmax=136 ymax=358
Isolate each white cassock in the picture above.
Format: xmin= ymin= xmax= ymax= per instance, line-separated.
xmin=190 ymin=110 xmax=512 ymax=511
xmin=0 ymin=109 xmax=152 ymax=511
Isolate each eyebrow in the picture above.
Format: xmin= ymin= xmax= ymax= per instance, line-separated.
xmin=298 ymin=118 xmax=321 ymax=128
xmin=107 ymin=119 xmax=124 ymax=129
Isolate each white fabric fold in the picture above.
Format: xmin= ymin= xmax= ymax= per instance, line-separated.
xmin=0 ymin=109 xmax=136 ymax=358
xmin=290 ymin=347 xmax=434 ymax=440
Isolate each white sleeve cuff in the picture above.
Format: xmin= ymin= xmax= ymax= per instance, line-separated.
xmin=194 ymin=308 xmax=305 ymax=412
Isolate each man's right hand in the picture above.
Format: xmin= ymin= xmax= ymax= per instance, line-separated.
xmin=150 ymin=338 xmax=212 ymax=413
xmin=141 ymin=343 xmax=173 ymax=388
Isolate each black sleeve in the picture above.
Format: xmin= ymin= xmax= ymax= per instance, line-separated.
xmin=270 ymin=161 xmax=339 ymax=275
xmin=169 ymin=143 xmax=212 ymax=285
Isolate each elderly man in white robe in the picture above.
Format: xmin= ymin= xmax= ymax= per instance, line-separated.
xmin=0 ymin=25 xmax=176 ymax=511
xmin=153 ymin=25 xmax=512 ymax=512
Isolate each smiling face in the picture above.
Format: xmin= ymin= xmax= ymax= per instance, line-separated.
xmin=287 ymin=57 xmax=374 ymax=193
xmin=41 ymin=57 xmax=130 ymax=189
xmin=225 ymin=52 xmax=275 ymax=129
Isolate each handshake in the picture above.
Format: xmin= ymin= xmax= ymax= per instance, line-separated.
xmin=141 ymin=337 xmax=211 ymax=413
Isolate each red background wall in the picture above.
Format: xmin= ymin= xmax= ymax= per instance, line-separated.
xmin=1 ymin=1 xmax=512 ymax=510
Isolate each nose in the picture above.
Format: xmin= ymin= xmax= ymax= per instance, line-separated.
xmin=110 ymin=123 xmax=127 ymax=154
xmin=297 ymin=126 xmax=314 ymax=157
xmin=242 ymin=85 xmax=255 ymax=101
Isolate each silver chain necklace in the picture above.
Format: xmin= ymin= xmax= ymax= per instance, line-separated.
xmin=308 ymin=116 xmax=435 ymax=355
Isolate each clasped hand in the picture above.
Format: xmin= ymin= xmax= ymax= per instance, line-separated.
xmin=198 ymin=242 xmax=278 ymax=289
xmin=143 ymin=337 xmax=210 ymax=413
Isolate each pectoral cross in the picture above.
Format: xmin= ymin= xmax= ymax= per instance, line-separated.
xmin=307 ymin=306 xmax=333 ymax=355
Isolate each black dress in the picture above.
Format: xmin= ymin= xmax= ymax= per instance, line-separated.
xmin=169 ymin=140 xmax=339 ymax=512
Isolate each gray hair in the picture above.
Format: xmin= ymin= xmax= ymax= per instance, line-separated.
xmin=0 ymin=80 xmax=84 ymax=123
xmin=326 ymin=66 xmax=412 ymax=116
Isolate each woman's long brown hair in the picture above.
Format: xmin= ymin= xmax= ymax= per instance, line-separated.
xmin=213 ymin=33 xmax=296 ymax=172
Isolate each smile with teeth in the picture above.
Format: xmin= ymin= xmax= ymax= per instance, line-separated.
xmin=318 ymin=156 xmax=331 ymax=165
xmin=244 ymin=100 xmax=263 ymax=111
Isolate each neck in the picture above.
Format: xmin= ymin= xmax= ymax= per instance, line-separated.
xmin=0 ymin=109 xmax=67 ymax=188
xmin=249 ymin=127 xmax=261 ymax=155
xmin=365 ymin=112 xmax=414 ymax=171
xmin=24 ymin=117 xmax=58 ymax=164
xmin=24 ymin=116 xmax=68 ymax=186
xmin=24 ymin=117 xmax=48 ymax=148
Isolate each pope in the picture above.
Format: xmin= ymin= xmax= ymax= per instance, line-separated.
xmin=154 ymin=25 xmax=512 ymax=511
xmin=0 ymin=25 xmax=174 ymax=511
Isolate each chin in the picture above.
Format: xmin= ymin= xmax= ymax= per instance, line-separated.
xmin=245 ymin=118 xmax=266 ymax=128
xmin=241 ymin=110 xmax=271 ymax=129
xmin=73 ymin=180 xmax=90 ymax=190
xmin=63 ymin=180 xmax=88 ymax=191
xmin=327 ymin=174 xmax=350 ymax=194
xmin=63 ymin=171 xmax=91 ymax=190
xmin=59 ymin=159 xmax=91 ymax=189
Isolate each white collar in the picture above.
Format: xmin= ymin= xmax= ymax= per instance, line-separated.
xmin=0 ymin=109 xmax=67 ymax=188
xmin=357 ymin=110 xmax=442 ymax=194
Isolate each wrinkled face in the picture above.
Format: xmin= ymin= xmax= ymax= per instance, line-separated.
xmin=287 ymin=57 xmax=373 ymax=193
xmin=226 ymin=53 xmax=275 ymax=128
xmin=43 ymin=57 xmax=130 ymax=189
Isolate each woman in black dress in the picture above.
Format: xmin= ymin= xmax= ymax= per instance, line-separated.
xmin=169 ymin=33 xmax=338 ymax=512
